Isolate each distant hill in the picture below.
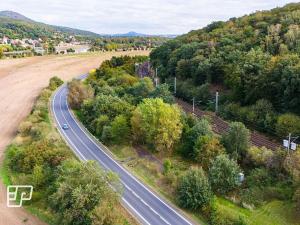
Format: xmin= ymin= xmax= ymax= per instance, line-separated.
xmin=0 ymin=10 xmax=100 ymax=39
xmin=108 ymin=31 xmax=177 ymax=38
xmin=0 ymin=11 xmax=33 ymax=22
xmin=110 ymin=31 xmax=151 ymax=37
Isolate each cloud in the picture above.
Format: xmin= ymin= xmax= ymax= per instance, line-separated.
xmin=0 ymin=0 xmax=296 ymax=34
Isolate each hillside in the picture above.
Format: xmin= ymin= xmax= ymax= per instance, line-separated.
xmin=0 ymin=10 xmax=100 ymax=39
xmin=150 ymin=3 xmax=300 ymax=118
xmin=0 ymin=10 xmax=33 ymax=22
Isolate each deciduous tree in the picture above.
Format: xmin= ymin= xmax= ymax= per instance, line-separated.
xmin=209 ymin=154 xmax=242 ymax=194
xmin=131 ymin=98 xmax=182 ymax=153
xmin=177 ymin=168 xmax=213 ymax=210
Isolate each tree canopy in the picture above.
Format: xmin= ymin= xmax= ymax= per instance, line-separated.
xmin=131 ymin=98 xmax=183 ymax=153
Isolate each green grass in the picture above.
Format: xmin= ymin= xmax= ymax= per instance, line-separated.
xmin=110 ymin=145 xmax=138 ymax=160
xmin=25 ymin=203 xmax=56 ymax=225
xmin=0 ymin=152 xmax=12 ymax=186
xmin=216 ymin=197 xmax=300 ymax=225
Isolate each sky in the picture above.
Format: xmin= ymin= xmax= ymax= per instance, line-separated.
xmin=0 ymin=0 xmax=297 ymax=35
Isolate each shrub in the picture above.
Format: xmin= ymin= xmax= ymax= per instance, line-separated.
xmin=293 ymin=187 xmax=300 ymax=212
xmin=209 ymin=154 xmax=242 ymax=194
xmin=193 ymin=135 xmax=225 ymax=170
xmin=276 ymin=113 xmax=300 ymax=137
xmin=110 ymin=115 xmax=130 ymax=144
xmin=68 ymin=79 xmax=94 ymax=109
xmin=12 ymin=139 xmax=70 ymax=173
xmin=101 ymin=126 xmax=112 ymax=144
xmin=18 ymin=121 xmax=33 ymax=136
xmin=163 ymin=159 xmax=172 ymax=174
xmin=150 ymin=83 xmax=175 ymax=104
xmin=222 ymin=122 xmax=250 ymax=160
xmin=246 ymin=146 xmax=273 ymax=166
xmin=220 ymin=100 xmax=277 ymax=135
xmin=195 ymin=83 xmax=212 ymax=106
xmin=49 ymin=76 xmax=63 ymax=90
xmin=50 ymin=160 xmax=120 ymax=225
xmin=94 ymin=115 xmax=110 ymax=138
xmin=180 ymin=118 xmax=213 ymax=158
xmin=32 ymin=165 xmax=47 ymax=188
xmin=246 ymin=168 xmax=272 ymax=188
xmin=284 ymin=150 xmax=300 ymax=183
xmin=177 ymin=168 xmax=213 ymax=210
xmin=240 ymin=187 xmax=264 ymax=207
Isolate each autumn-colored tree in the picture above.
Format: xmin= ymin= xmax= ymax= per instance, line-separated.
xmin=193 ymin=135 xmax=225 ymax=170
xmin=131 ymin=98 xmax=182 ymax=153
xmin=68 ymin=79 xmax=94 ymax=109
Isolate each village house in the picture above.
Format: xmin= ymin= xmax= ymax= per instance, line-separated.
xmin=0 ymin=36 xmax=9 ymax=44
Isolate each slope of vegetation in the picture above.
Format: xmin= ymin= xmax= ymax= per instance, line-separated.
xmin=150 ymin=2 xmax=300 ymax=138
xmin=0 ymin=15 xmax=99 ymax=39
xmin=72 ymin=56 xmax=300 ymax=225
xmin=0 ymin=76 xmax=136 ymax=225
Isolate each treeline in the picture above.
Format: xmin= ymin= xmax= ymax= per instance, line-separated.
xmin=89 ymin=36 xmax=168 ymax=51
xmin=3 ymin=76 xmax=133 ymax=225
xmin=150 ymin=3 xmax=300 ymax=137
xmin=71 ymin=56 xmax=300 ymax=224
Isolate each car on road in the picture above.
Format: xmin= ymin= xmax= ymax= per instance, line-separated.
xmin=62 ymin=123 xmax=69 ymax=130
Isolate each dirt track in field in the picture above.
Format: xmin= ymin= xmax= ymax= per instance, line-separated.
xmin=0 ymin=51 xmax=149 ymax=225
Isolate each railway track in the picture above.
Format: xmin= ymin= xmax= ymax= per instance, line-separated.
xmin=176 ymin=98 xmax=280 ymax=150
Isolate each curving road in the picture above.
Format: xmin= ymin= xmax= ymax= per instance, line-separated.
xmin=51 ymin=78 xmax=194 ymax=225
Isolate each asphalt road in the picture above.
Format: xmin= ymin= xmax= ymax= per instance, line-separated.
xmin=51 ymin=80 xmax=194 ymax=225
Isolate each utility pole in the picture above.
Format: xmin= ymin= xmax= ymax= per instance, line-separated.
xmin=288 ymin=133 xmax=291 ymax=153
xmin=174 ymin=77 xmax=177 ymax=94
xmin=215 ymin=91 xmax=219 ymax=113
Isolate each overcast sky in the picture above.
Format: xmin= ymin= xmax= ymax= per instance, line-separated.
xmin=0 ymin=0 xmax=297 ymax=35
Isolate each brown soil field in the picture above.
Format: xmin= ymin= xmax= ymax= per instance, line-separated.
xmin=0 ymin=51 xmax=149 ymax=225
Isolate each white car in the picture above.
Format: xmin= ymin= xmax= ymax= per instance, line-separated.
xmin=62 ymin=123 xmax=69 ymax=130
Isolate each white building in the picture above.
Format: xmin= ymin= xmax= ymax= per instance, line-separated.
xmin=0 ymin=36 xmax=9 ymax=44
xmin=34 ymin=46 xmax=46 ymax=55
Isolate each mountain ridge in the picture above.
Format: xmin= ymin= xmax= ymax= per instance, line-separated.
xmin=0 ymin=10 xmax=101 ymax=38
xmin=0 ymin=10 xmax=34 ymax=22
xmin=0 ymin=11 xmax=176 ymax=38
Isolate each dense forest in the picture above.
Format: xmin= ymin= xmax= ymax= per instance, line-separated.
xmin=150 ymin=3 xmax=300 ymax=137
xmin=70 ymin=56 xmax=300 ymax=225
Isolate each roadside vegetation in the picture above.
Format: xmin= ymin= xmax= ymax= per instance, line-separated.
xmin=71 ymin=56 xmax=300 ymax=225
xmin=150 ymin=3 xmax=300 ymax=140
xmin=0 ymin=76 xmax=136 ymax=225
